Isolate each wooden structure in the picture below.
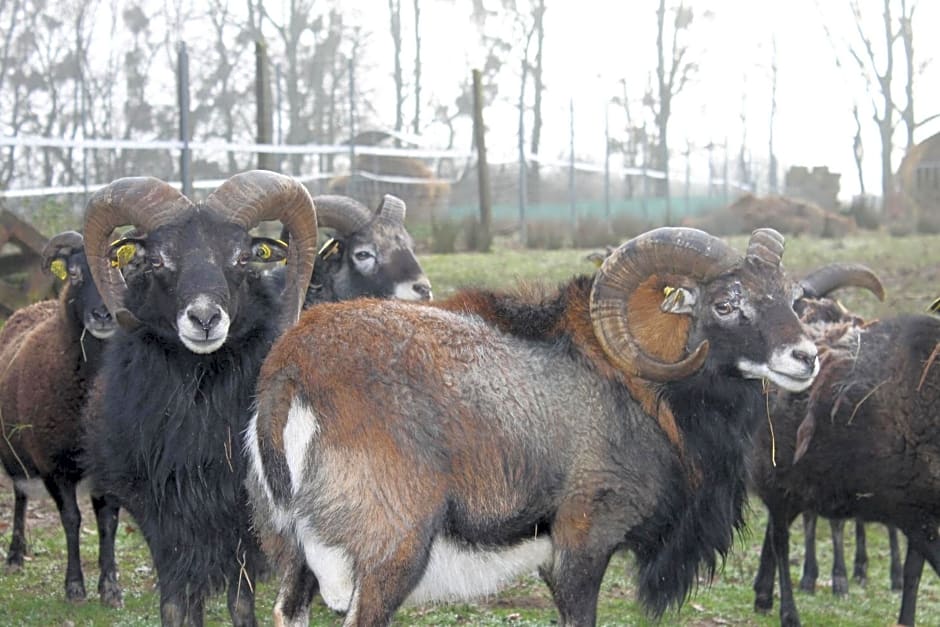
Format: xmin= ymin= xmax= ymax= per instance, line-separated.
xmin=0 ymin=209 xmax=53 ymax=317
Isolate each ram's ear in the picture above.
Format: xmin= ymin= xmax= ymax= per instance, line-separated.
xmin=660 ymin=286 xmax=696 ymax=314
xmin=251 ymin=237 xmax=288 ymax=264
xmin=108 ymin=238 xmax=146 ymax=269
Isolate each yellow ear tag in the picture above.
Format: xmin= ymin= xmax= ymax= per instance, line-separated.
xmin=111 ymin=243 xmax=137 ymax=268
xmin=257 ymin=243 xmax=272 ymax=260
xmin=50 ymin=259 xmax=68 ymax=281
xmin=319 ymin=238 xmax=341 ymax=260
xmin=663 ymin=286 xmax=676 ymax=298
xmin=930 ymin=296 xmax=940 ymax=314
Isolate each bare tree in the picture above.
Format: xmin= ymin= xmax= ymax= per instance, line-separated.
xmin=260 ymin=0 xmax=317 ymax=174
xmin=895 ymin=0 xmax=939 ymax=151
xmin=852 ymin=103 xmax=867 ymax=195
xmin=768 ymin=37 xmax=779 ymax=194
xmin=823 ymin=0 xmax=901 ymax=211
xmin=412 ymin=0 xmax=422 ymax=134
xmin=652 ymin=0 xmax=697 ymax=225
xmin=388 ymin=0 xmax=405 ymax=137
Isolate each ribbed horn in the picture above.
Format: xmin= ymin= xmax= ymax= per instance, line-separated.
xmin=83 ymin=177 xmax=193 ymax=328
xmin=800 ymin=262 xmax=885 ymax=301
xmin=376 ymin=194 xmax=406 ymax=224
xmin=310 ymin=194 xmax=373 ymax=235
xmin=590 ymin=227 xmax=741 ymax=382
xmin=746 ymin=228 xmax=785 ymax=268
xmin=204 ymin=170 xmax=318 ymax=329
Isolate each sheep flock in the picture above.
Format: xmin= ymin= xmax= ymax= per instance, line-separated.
xmin=0 ymin=177 xmax=938 ymax=627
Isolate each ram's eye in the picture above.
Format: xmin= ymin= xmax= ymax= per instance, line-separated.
xmin=149 ymin=255 xmax=163 ymax=268
xmin=238 ymin=251 xmax=251 ymax=265
xmin=354 ymin=250 xmax=374 ymax=262
xmin=714 ymin=301 xmax=734 ymax=316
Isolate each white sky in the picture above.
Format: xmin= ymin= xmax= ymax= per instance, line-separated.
xmin=90 ymin=0 xmax=940 ymax=200
xmin=375 ymin=0 xmax=940 ymax=199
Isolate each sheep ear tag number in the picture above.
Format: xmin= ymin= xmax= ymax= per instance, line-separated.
xmin=49 ymin=258 xmax=68 ymax=281
xmin=109 ymin=242 xmax=137 ymax=268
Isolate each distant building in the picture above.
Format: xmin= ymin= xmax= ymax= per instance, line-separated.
xmin=896 ymin=131 xmax=940 ymax=225
xmin=784 ymin=165 xmax=841 ymax=211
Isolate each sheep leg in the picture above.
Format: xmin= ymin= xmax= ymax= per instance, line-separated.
xmin=544 ymin=546 xmax=610 ymax=627
xmin=798 ymin=512 xmax=818 ymax=593
xmin=888 ymin=525 xmax=904 ymax=590
xmin=897 ymin=542 xmax=925 ymax=627
xmin=829 ymin=518 xmax=849 ymax=596
xmin=4 ymin=484 xmax=28 ymax=572
xmin=160 ymin=590 xmax=205 ymax=627
xmin=852 ymin=518 xmax=868 ymax=586
xmin=227 ymin=561 xmax=258 ymax=627
xmin=343 ymin=533 xmax=431 ymax=627
xmin=769 ymin=509 xmax=802 ymax=627
xmin=43 ymin=476 xmax=86 ymax=602
xmin=753 ymin=519 xmax=776 ymax=612
xmin=91 ymin=493 xmax=123 ymax=608
xmin=273 ymin=555 xmax=318 ymax=627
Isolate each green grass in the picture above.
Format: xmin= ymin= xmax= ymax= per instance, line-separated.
xmin=2 ymin=230 xmax=939 ymax=626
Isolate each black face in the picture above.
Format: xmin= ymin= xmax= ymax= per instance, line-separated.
xmin=682 ymin=268 xmax=818 ymax=392
xmin=111 ymin=211 xmax=288 ymax=354
xmin=50 ymin=250 xmax=116 ymax=339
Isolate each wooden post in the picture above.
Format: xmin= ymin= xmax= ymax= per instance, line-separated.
xmin=177 ymin=41 xmax=192 ymax=196
xmin=255 ymin=40 xmax=276 ymax=172
xmin=472 ymin=69 xmax=492 ymax=252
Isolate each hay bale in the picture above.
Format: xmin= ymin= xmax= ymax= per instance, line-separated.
xmin=683 ymin=194 xmax=856 ymax=238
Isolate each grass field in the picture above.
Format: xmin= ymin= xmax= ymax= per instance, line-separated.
xmin=1 ymin=231 xmax=939 ymax=626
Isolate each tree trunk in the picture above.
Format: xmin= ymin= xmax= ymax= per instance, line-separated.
xmin=413 ymin=0 xmax=422 ymax=135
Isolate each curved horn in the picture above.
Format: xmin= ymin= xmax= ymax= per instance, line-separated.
xmin=309 ymin=194 xmax=373 ymax=235
xmin=83 ymin=177 xmax=193 ymax=328
xmin=376 ymin=194 xmax=407 ymax=224
xmin=800 ymin=262 xmax=885 ymax=301
xmin=746 ymin=228 xmax=785 ymax=268
xmin=40 ymin=230 xmax=84 ymax=271
xmin=204 ymin=170 xmax=318 ymax=328
xmin=590 ymin=227 xmax=742 ymax=382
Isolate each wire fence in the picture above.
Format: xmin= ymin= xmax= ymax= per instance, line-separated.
xmin=0 ymin=133 xmax=750 ymax=250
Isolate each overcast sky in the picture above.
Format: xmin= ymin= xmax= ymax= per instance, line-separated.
xmin=365 ymin=0 xmax=940 ymax=200
xmin=90 ymin=0 xmax=940 ymax=200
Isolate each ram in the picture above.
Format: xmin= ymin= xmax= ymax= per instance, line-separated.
xmin=247 ymin=227 xmax=819 ymax=626
xmin=292 ymin=193 xmax=431 ymax=305
xmin=780 ymin=264 xmax=902 ymax=600
xmin=750 ymin=263 xmax=940 ymax=627
xmin=80 ymin=171 xmax=318 ymax=626
xmin=0 ymin=231 xmax=120 ymax=606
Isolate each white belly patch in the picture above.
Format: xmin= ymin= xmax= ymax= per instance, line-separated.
xmin=299 ymin=527 xmax=553 ymax=612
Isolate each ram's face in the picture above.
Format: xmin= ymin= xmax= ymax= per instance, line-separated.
xmin=49 ymin=251 xmax=116 ymax=340
xmin=682 ymin=268 xmax=818 ymax=392
xmin=327 ymin=220 xmax=432 ymax=302
xmin=110 ymin=212 xmax=287 ymax=354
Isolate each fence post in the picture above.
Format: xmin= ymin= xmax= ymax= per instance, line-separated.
xmin=348 ymin=59 xmax=356 ymax=181
xmin=517 ymin=77 xmax=527 ymax=247
xmin=177 ymin=41 xmax=192 ymax=197
xmin=604 ymin=99 xmax=611 ymax=233
xmin=472 ymin=69 xmax=492 ymax=252
xmin=568 ymin=98 xmax=576 ymax=238
xmin=255 ymin=40 xmax=276 ymax=172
